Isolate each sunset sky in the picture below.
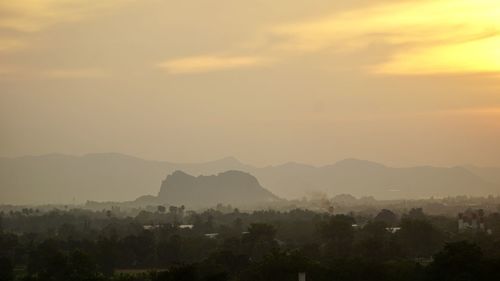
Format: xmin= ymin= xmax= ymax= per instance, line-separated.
xmin=1 ymin=0 xmax=499 ymax=167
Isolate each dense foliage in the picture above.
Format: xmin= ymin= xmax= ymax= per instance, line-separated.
xmin=2 ymin=206 xmax=500 ymax=281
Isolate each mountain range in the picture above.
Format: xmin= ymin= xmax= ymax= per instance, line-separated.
xmin=1 ymin=153 xmax=499 ymax=204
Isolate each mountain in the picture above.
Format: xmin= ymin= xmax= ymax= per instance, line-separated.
xmin=462 ymin=165 xmax=500 ymax=186
xmin=252 ymin=159 xmax=499 ymax=199
xmin=0 ymin=153 xmax=255 ymax=204
xmin=157 ymin=170 xmax=278 ymax=207
xmin=0 ymin=153 xmax=174 ymax=204
xmin=1 ymin=153 xmax=499 ymax=204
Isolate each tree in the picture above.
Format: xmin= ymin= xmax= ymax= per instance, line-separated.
xmin=396 ymin=218 xmax=444 ymax=258
xmin=0 ymin=233 xmax=18 ymax=260
xmin=354 ymin=221 xmax=400 ymax=261
xmin=247 ymin=223 xmax=276 ymax=242
xmin=158 ymin=235 xmax=182 ymax=265
xmin=0 ymin=213 xmax=3 ymax=234
xmin=67 ymin=250 xmax=100 ymax=281
xmin=119 ymin=232 xmax=156 ymax=268
xmin=157 ymin=205 xmax=166 ymax=214
xmin=96 ymin=236 xmax=117 ymax=276
xmin=58 ymin=223 xmax=77 ymax=240
xmin=242 ymin=251 xmax=311 ymax=281
xmin=359 ymin=221 xmax=389 ymax=240
xmin=206 ymin=215 xmax=214 ymax=232
xmin=407 ymin=208 xmax=426 ymax=220
xmin=427 ymin=241 xmax=484 ymax=281
xmin=27 ymin=240 xmax=69 ymax=281
xmin=152 ymin=264 xmax=198 ymax=281
xmin=244 ymin=223 xmax=279 ymax=260
xmin=232 ymin=218 xmax=243 ymax=234
xmin=318 ymin=215 xmax=355 ymax=258
xmin=0 ymin=257 xmax=13 ymax=281
xmin=169 ymin=206 xmax=181 ymax=224
xmin=374 ymin=209 xmax=398 ymax=226
xmin=486 ymin=212 xmax=500 ymax=237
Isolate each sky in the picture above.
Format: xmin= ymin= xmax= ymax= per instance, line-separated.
xmin=1 ymin=0 xmax=500 ymax=167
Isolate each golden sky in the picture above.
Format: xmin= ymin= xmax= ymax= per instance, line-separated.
xmin=1 ymin=0 xmax=499 ymax=166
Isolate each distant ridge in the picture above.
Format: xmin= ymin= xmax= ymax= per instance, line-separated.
xmin=0 ymin=153 xmax=499 ymax=204
xmin=461 ymin=165 xmax=500 ymax=186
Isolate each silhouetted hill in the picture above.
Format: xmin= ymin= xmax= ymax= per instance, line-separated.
xmin=1 ymin=153 xmax=499 ymax=204
xmin=157 ymin=170 xmax=278 ymax=207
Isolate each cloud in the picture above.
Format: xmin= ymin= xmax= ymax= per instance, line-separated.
xmin=374 ymin=35 xmax=500 ymax=75
xmin=3 ymin=0 xmax=499 ymax=77
xmin=0 ymin=1 xmax=132 ymax=78
xmin=169 ymin=0 xmax=499 ymax=76
xmin=0 ymin=0 xmax=131 ymax=32
xmin=269 ymin=0 xmax=500 ymax=75
xmin=158 ymin=55 xmax=269 ymax=74
xmin=0 ymin=1 xmax=80 ymax=32
xmin=0 ymin=0 xmax=133 ymax=55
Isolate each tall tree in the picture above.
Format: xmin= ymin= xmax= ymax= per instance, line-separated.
xmin=318 ymin=215 xmax=355 ymax=258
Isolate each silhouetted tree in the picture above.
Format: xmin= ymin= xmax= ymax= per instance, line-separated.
xmin=244 ymin=223 xmax=278 ymax=260
xmin=0 ymin=257 xmax=13 ymax=281
xmin=354 ymin=221 xmax=400 ymax=261
xmin=374 ymin=209 xmax=398 ymax=226
xmin=396 ymin=218 xmax=444 ymax=258
xmin=318 ymin=215 xmax=355 ymax=258
xmin=67 ymin=250 xmax=100 ymax=281
xmin=152 ymin=264 xmax=198 ymax=281
xmin=407 ymin=208 xmax=426 ymax=220
xmin=427 ymin=241 xmax=484 ymax=281
xmin=247 ymin=223 xmax=276 ymax=242
xmin=0 ymin=213 xmax=3 ymax=234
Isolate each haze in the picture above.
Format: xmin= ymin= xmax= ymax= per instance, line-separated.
xmin=1 ymin=0 xmax=500 ymax=167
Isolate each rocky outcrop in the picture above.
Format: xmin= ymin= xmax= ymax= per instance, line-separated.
xmin=158 ymin=170 xmax=278 ymax=207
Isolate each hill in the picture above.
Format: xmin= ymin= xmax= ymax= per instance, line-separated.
xmin=253 ymin=159 xmax=499 ymax=199
xmin=461 ymin=165 xmax=500 ymax=186
xmin=157 ymin=170 xmax=278 ymax=207
xmin=1 ymin=153 xmax=499 ymax=204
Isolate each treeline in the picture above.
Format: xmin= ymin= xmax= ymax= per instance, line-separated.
xmin=1 ymin=207 xmax=500 ymax=281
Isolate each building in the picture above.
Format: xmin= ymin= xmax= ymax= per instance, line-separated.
xmin=458 ymin=209 xmax=486 ymax=232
